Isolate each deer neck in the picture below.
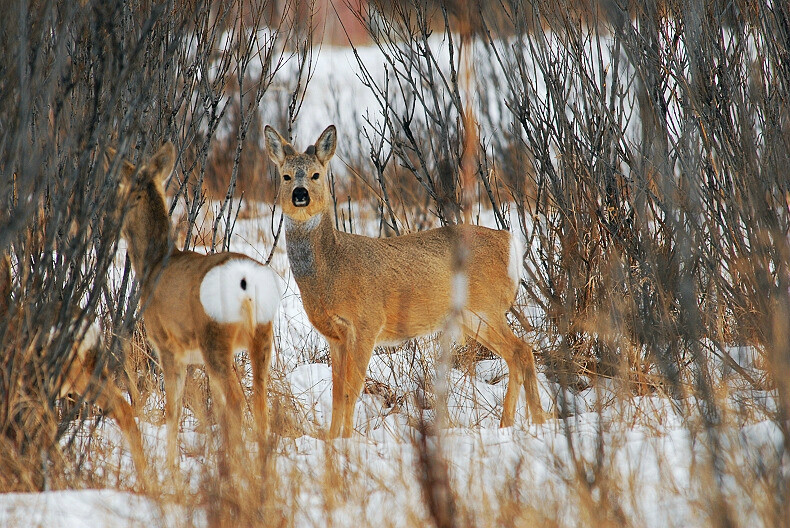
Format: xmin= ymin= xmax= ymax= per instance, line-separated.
xmin=123 ymin=193 xmax=174 ymax=294
xmin=284 ymin=210 xmax=336 ymax=280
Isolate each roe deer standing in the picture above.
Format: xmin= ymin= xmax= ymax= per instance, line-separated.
xmin=108 ymin=142 xmax=283 ymax=467
xmin=264 ymin=124 xmax=545 ymax=438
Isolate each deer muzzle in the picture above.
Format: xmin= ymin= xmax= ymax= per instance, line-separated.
xmin=292 ymin=187 xmax=310 ymax=207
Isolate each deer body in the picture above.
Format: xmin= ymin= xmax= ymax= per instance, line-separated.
xmin=266 ymin=125 xmax=545 ymax=438
xmin=286 ymin=214 xmax=518 ymax=343
xmin=111 ymin=143 xmax=282 ymax=467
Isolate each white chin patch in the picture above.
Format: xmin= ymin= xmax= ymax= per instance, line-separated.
xmin=199 ymin=259 xmax=284 ymax=324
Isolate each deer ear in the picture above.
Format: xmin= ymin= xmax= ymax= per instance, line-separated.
xmin=265 ymin=125 xmax=290 ymax=166
xmin=146 ymin=142 xmax=176 ymax=184
xmin=104 ymin=146 xmax=137 ymax=188
xmin=314 ymin=125 xmax=336 ymax=164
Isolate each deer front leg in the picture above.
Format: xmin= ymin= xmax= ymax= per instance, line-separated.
xmin=341 ymin=336 xmax=375 ymax=438
xmin=326 ymin=316 xmax=380 ymax=438
xmin=328 ymin=340 xmax=346 ymax=438
xmin=97 ymin=384 xmax=149 ymax=486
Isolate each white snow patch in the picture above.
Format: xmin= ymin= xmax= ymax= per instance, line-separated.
xmin=199 ymin=259 xmax=284 ymax=324
xmin=475 ymin=358 xmax=507 ymax=384
xmin=0 ymin=489 xmax=193 ymax=528
xmin=508 ymin=231 xmax=523 ymax=293
xmin=287 ymin=363 xmax=334 ymax=427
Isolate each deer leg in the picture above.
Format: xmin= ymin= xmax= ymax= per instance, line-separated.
xmin=248 ymin=323 xmax=273 ymax=445
xmin=519 ymin=345 xmax=545 ymax=424
xmin=201 ymin=345 xmax=245 ymax=464
xmin=97 ymin=384 xmax=148 ymax=485
xmin=119 ymin=338 xmax=147 ymax=416
xmin=328 ymin=340 xmax=346 ymax=438
xmin=158 ymin=350 xmax=187 ymax=470
xmin=500 ymin=356 xmax=523 ymax=428
xmin=467 ymin=316 xmax=545 ymax=427
xmin=464 ymin=319 xmax=519 ymax=427
xmin=341 ymin=334 xmax=376 ymax=438
xmin=501 ymin=322 xmax=545 ymax=425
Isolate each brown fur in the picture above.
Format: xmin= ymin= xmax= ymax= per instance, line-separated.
xmin=58 ymin=333 xmax=148 ymax=481
xmin=265 ymin=125 xmax=545 ymax=438
xmin=0 ymin=253 xmax=149 ymax=482
xmin=110 ymin=143 xmax=275 ymax=467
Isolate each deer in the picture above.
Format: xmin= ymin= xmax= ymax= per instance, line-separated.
xmin=57 ymin=322 xmax=150 ymax=481
xmin=106 ymin=142 xmax=283 ymax=468
xmin=0 ymin=254 xmax=148 ymax=483
xmin=264 ymin=124 xmax=546 ymax=438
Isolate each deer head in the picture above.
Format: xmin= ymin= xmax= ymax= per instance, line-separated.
xmin=264 ymin=125 xmax=336 ymax=223
xmin=104 ymin=142 xmax=176 ymax=277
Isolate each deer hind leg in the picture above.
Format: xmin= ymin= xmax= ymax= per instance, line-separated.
xmin=248 ymin=323 xmax=273 ymax=443
xmin=463 ymin=318 xmax=520 ymax=427
xmin=515 ymin=333 xmax=545 ymax=425
xmin=464 ymin=315 xmax=544 ymax=427
xmin=158 ymin=349 xmax=187 ymax=470
xmin=96 ymin=384 xmax=148 ymax=485
xmin=200 ymin=342 xmax=246 ymax=463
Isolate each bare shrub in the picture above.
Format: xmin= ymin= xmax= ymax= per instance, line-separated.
xmin=335 ymin=0 xmax=790 ymax=525
xmin=0 ymin=0 xmax=311 ymax=496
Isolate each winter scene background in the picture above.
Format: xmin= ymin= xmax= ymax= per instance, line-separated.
xmin=1 ymin=1 xmax=788 ymax=527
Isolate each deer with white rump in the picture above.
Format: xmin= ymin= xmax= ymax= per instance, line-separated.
xmin=108 ymin=142 xmax=283 ymax=467
xmin=265 ymin=124 xmax=545 ymax=438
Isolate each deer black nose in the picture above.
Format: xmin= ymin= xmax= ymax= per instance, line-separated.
xmin=292 ymin=186 xmax=310 ymax=207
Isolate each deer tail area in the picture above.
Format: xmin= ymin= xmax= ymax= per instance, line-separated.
xmin=199 ymin=258 xmax=284 ymax=327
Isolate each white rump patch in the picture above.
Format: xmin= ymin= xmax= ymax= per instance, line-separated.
xmin=199 ymin=259 xmax=284 ymax=325
xmin=508 ymin=233 xmax=523 ymax=293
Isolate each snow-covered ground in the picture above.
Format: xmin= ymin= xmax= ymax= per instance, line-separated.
xmin=1 ymin=201 xmax=782 ymax=527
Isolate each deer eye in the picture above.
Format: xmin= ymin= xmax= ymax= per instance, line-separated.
xmin=311 ymin=172 xmax=320 ymax=180
xmin=283 ymin=174 xmax=291 ymax=181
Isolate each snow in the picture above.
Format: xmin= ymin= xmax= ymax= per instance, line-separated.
xmin=19 ymin=195 xmax=780 ymax=527
xmin=287 ymin=363 xmax=333 ymax=430
xmin=0 ymin=489 xmax=191 ymax=528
